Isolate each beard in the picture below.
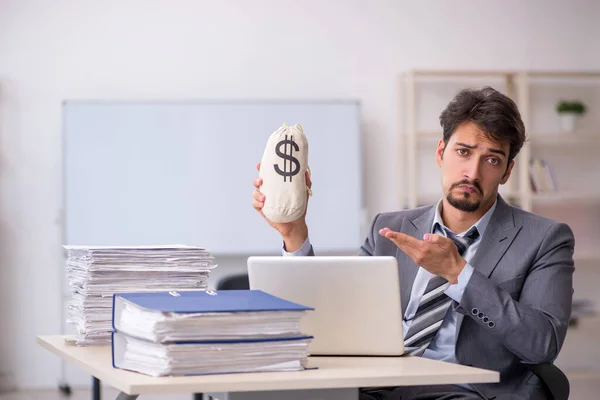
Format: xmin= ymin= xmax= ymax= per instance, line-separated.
xmin=446 ymin=180 xmax=483 ymax=212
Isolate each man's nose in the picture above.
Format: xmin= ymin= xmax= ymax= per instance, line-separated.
xmin=464 ymin=159 xmax=482 ymax=181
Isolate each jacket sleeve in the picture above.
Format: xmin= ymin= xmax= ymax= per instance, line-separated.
xmin=456 ymin=222 xmax=575 ymax=364
xmin=359 ymin=213 xmax=382 ymax=256
xmin=281 ymin=211 xmax=384 ymax=257
xmin=281 ymin=237 xmax=314 ymax=256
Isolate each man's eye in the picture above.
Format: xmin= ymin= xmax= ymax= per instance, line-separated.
xmin=488 ymin=158 xmax=500 ymax=165
xmin=457 ymin=149 xmax=468 ymax=156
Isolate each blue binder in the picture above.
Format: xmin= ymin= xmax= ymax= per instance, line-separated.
xmin=110 ymin=290 xmax=315 ymax=375
xmin=112 ymin=289 xmax=313 ymax=325
xmin=111 ymin=331 xmax=315 ymax=370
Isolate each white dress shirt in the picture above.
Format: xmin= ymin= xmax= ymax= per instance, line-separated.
xmin=282 ymin=198 xmax=497 ymax=369
xmin=409 ymin=199 xmax=497 ymax=364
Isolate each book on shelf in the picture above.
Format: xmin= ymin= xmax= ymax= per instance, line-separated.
xmin=529 ymin=158 xmax=557 ymax=193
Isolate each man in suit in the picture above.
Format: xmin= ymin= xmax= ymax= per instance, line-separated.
xmin=251 ymin=87 xmax=575 ymax=400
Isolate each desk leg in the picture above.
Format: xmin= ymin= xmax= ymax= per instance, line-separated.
xmin=92 ymin=377 xmax=101 ymax=400
xmin=206 ymin=388 xmax=358 ymax=400
xmin=115 ymin=393 xmax=139 ymax=400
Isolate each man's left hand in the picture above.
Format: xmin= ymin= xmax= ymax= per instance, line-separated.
xmin=379 ymin=228 xmax=466 ymax=284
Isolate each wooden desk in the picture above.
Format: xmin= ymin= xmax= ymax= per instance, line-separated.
xmin=37 ymin=335 xmax=499 ymax=400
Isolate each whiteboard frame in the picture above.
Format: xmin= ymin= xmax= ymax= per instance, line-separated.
xmin=60 ymin=98 xmax=366 ymax=255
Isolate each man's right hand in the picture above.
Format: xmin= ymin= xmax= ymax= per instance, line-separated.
xmin=252 ymin=162 xmax=312 ymax=252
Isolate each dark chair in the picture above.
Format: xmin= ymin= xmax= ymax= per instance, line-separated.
xmin=526 ymin=363 xmax=570 ymax=400
xmin=216 ymin=274 xmax=250 ymax=290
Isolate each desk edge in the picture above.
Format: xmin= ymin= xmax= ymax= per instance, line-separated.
xmin=36 ymin=335 xmax=499 ymax=395
xmin=36 ymin=336 xmax=135 ymax=394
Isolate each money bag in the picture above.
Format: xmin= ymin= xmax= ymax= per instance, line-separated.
xmin=259 ymin=123 xmax=310 ymax=223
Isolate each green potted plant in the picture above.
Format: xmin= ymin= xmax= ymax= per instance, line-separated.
xmin=556 ymin=100 xmax=586 ymax=132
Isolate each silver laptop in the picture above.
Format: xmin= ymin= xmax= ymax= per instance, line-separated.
xmin=247 ymin=256 xmax=404 ymax=356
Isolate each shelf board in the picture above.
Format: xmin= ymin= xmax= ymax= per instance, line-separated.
xmin=411 ymin=70 xmax=517 ymax=78
xmin=529 ymin=133 xmax=600 ymax=146
xmin=574 ymin=252 xmax=600 ymax=263
xmin=409 ymin=132 xmax=600 ymax=145
xmin=532 ymin=192 xmax=600 ymax=205
xmin=415 ymin=193 xmax=521 ymax=206
xmin=414 ymin=193 xmax=443 ymax=205
xmin=528 ymin=71 xmax=600 ymax=79
xmin=408 ymin=69 xmax=600 ymax=79
xmin=411 ymin=132 xmax=441 ymax=145
xmin=416 ymin=192 xmax=600 ymax=205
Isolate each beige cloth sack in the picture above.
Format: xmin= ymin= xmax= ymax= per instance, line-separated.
xmin=259 ymin=123 xmax=310 ymax=223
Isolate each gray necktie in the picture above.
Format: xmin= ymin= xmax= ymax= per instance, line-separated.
xmin=403 ymin=227 xmax=480 ymax=356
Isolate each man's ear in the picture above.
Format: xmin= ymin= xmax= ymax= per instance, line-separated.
xmin=500 ymin=160 xmax=515 ymax=185
xmin=436 ymin=139 xmax=445 ymax=167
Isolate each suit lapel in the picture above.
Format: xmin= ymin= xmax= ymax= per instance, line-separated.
xmin=398 ymin=206 xmax=436 ymax=315
xmin=468 ymin=196 xmax=521 ymax=278
xmin=455 ymin=195 xmax=522 ymax=341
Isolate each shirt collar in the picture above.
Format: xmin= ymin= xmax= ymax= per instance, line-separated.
xmin=432 ymin=196 xmax=498 ymax=238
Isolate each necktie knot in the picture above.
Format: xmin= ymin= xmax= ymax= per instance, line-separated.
xmin=448 ymin=228 xmax=479 ymax=256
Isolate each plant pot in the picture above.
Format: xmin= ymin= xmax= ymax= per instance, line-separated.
xmin=559 ymin=112 xmax=578 ymax=132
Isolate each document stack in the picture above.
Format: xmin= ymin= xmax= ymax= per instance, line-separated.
xmin=64 ymin=245 xmax=216 ymax=346
xmin=111 ymin=290 xmax=314 ymax=377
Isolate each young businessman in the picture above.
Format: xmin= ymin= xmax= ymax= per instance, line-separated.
xmin=251 ymin=87 xmax=575 ymax=400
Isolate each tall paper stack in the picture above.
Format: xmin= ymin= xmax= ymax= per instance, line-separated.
xmin=64 ymin=245 xmax=217 ymax=346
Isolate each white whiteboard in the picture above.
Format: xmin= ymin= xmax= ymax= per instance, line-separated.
xmin=63 ymin=100 xmax=364 ymax=255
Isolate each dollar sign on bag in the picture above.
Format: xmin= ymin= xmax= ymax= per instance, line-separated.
xmin=274 ymin=135 xmax=300 ymax=182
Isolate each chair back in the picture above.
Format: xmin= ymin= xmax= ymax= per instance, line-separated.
xmin=216 ymin=274 xmax=250 ymax=290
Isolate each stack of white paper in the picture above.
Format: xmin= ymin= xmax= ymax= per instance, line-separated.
xmin=112 ymin=332 xmax=312 ymax=377
xmin=117 ymin=306 xmax=306 ymax=343
xmin=64 ymin=245 xmax=217 ymax=346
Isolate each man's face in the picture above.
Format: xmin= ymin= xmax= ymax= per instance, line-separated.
xmin=436 ymin=121 xmax=514 ymax=213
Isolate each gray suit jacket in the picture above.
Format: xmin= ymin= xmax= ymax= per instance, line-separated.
xmin=314 ymin=195 xmax=575 ymax=399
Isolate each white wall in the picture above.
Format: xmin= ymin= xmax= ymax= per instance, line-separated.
xmin=1 ymin=0 xmax=599 ymax=389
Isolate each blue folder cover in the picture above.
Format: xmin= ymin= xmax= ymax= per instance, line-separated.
xmin=110 ymin=290 xmax=316 ymax=373
xmin=112 ymin=289 xmax=313 ymax=314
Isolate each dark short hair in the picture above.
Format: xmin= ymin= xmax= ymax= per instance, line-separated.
xmin=439 ymin=86 xmax=526 ymax=162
